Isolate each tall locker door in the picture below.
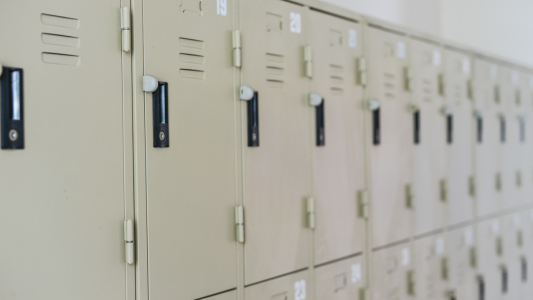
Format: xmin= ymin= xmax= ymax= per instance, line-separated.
xmin=443 ymin=50 xmax=474 ymax=226
xmin=315 ymin=256 xmax=366 ymax=300
xmin=518 ymin=72 xmax=533 ymax=205
xmin=413 ymin=234 xmax=447 ymax=300
xmin=365 ymin=24 xmax=413 ymax=248
xmin=501 ymin=214 xmax=523 ymax=300
xmin=500 ymin=67 xmax=521 ymax=210
xmin=476 ymin=219 xmax=503 ymax=300
xmin=307 ymin=10 xmax=365 ymax=266
xmin=142 ymin=1 xmax=238 ymax=299
xmin=447 ymin=226 xmax=476 ymax=300
xmin=239 ymin=0 xmax=311 ymax=285
xmin=473 ymin=59 xmax=502 ymax=218
xmin=0 ymin=1 xmax=129 ymax=299
xmin=520 ymin=209 xmax=533 ymax=299
xmin=371 ymin=243 xmax=414 ymax=300
xmin=410 ymin=38 xmax=446 ymax=236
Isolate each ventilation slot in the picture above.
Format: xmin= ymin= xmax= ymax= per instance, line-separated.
xmin=179 ymin=37 xmax=206 ymax=79
xmin=40 ymin=14 xmax=80 ymax=66
xmin=384 ymin=73 xmax=396 ymax=100
xmin=423 ymin=79 xmax=432 ymax=101
xmin=42 ymin=33 xmax=79 ymax=48
xmin=42 ymin=52 xmax=80 ymax=66
xmin=266 ymin=53 xmax=285 ymax=88
xmin=41 ymin=13 xmax=79 ymax=29
xmin=179 ymin=37 xmax=204 ymax=49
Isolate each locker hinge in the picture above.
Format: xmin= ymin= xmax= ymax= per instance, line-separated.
xmin=403 ymin=67 xmax=412 ymax=92
xmin=407 ymin=270 xmax=416 ymax=296
xmin=494 ymin=85 xmax=501 ymax=103
xmin=516 ymin=171 xmax=522 ymax=187
xmin=438 ymin=73 xmax=446 ymax=96
xmin=496 ymin=237 xmax=503 ymax=256
xmin=516 ymin=89 xmax=522 ymax=105
xmin=357 ymin=190 xmax=369 ymax=219
xmin=124 ymin=219 xmax=134 ymax=264
xmin=235 ymin=205 xmax=245 ymax=243
xmin=121 ymin=7 xmax=131 ymax=53
xmin=306 ymin=197 xmax=315 ymax=229
xmin=356 ymin=57 xmax=367 ymax=86
xmin=441 ymin=257 xmax=449 ymax=280
xmin=467 ymin=79 xmax=474 ymax=100
xmin=359 ymin=288 xmax=369 ymax=300
xmin=469 ymin=176 xmax=476 ymax=197
xmin=470 ymin=247 xmax=477 ymax=268
xmin=440 ymin=179 xmax=448 ymax=202
xmin=518 ymin=230 xmax=524 ymax=247
xmin=495 ymin=172 xmax=502 ymax=192
xmin=232 ymin=30 xmax=242 ymax=68
xmin=405 ymin=184 xmax=414 ymax=209
xmin=304 ymin=45 xmax=313 ymax=78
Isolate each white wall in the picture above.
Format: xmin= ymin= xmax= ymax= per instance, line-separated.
xmin=319 ymin=0 xmax=533 ymax=67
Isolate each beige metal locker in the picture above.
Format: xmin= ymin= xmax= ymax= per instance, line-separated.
xmin=306 ymin=9 xmax=366 ymax=266
xmin=142 ymin=1 xmax=239 ymax=299
xmin=244 ymin=270 xmax=310 ymax=300
xmin=0 ymin=1 xmax=132 ymax=299
xmin=443 ymin=48 xmax=475 ymax=226
xmin=518 ymin=72 xmax=533 ymax=206
xmin=520 ymin=209 xmax=533 ymax=299
xmin=413 ymin=234 xmax=447 ymax=300
xmin=446 ymin=226 xmax=476 ymax=300
xmin=365 ymin=22 xmax=413 ymax=248
xmin=371 ymin=242 xmax=414 ymax=300
xmin=315 ymin=256 xmax=366 ymax=300
xmin=239 ymin=0 xmax=311 ymax=285
xmin=473 ymin=58 xmax=503 ymax=218
xmin=476 ymin=218 xmax=504 ymax=300
xmin=501 ymin=213 xmax=524 ymax=300
xmin=500 ymin=67 xmax=522 ymax=210
xmin=409 ymin=38 xmax=447 ymax=236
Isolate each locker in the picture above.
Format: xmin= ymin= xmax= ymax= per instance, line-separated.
xmin=443 ymin=48 xmax=474 ymax=226
xmin=315 ymin=256 xmax=366 ymax=300
xmin=0 ymin=1 xmax=131 ymax=299
xmin=239 ymin=0 xmax=312 ymax=285
xmin=476 ymin=219 xmax=504 ymax=300
xmin=365 ymin=22 xmax=413 ymax=248
xmin=413 ymin=234 xmax=447 ymax=300
xmin=446 ymin=226 xmax=476 ymax=300
xmin=306 ymin=9 xmax=366 ymax=266
xmin=473 ymin=58 xmax=503 ymax=218
xmin=371 ymin=243 xmax=414 ymax=300
xmin=521 ymin=209 xmax=533 ymax=298
xmin=518 ymin=72 xmax=533 ymax=205
xmin=501 ymin=214 xmax=524 ymax=300
xmin=142 ymin=1 xmax=239 ymax=299
xmin=500 ymin=67 xmax=522 ymax=210
xmin=409 ymin=37 xmax=447 ymax=236
xmin=244 ymin=270 xmax=310 ymax=300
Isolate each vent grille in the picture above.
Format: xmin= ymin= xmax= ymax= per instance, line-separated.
xmin=41 ymin=13 xmax=80 ymax=66
xmin=179 ymin=37 xmax=205 ymax=80
xmin=266 ymin=53 xmax=285 ymax=88
xmin=384 ymin=72 xmax=395 ymax=100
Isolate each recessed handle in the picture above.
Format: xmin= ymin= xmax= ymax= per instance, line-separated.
xmin=315 ymin=99 xmax=325 ymax=146
xmin=241 ymin=86 xmax=259 ymax=147
xmin=1 ymin=66 xmax=24 ymax=149
xmin=152 ymin=82 xmax=169 ymax=148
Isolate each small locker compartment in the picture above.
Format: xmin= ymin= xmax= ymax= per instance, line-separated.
xmin=315 ymin=255 xmax=366 ymax=300
xmin=371 ymin=242 xmax=414 ymax=300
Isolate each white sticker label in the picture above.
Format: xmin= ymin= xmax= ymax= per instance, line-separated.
xmin=396 ymin=42 xmax=406 ymax=59
xmin=290 ymin=12 xmax=302 ymax=34
xmin=491 ymin=65 xmax=498 ymax=80
xmin=216 ymin=0 xmax=227 ymax=16
xmin=465 ymin=228 xmax=473 ymax=246
xmin=512 ymin=72 xmax=519 ymax=85
xmin=492 ymin=220 xmax=500 ymax=234
xmin=432 ymin=50 xmax=441 ymax=66
xmin=348 ymin=29 xmax=357 ymax=48
xmin=294 ymin=280 xmax=306 ymax=300
xmin=436 ymin=237 xmax=444 ymax=254
xmin=401 ymin=247 xmax=410 ymax=266
xmin=514 ymin=215 xmax=522 ymax=228
xmin=351 ymin=263 xmax=362 ymax=283
xmin=462 ymin=58 xmax=471 ymax=74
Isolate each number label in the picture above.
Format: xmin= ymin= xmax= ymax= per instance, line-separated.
xmin=351 ymin=263 xmax=362 ymax=283
xmin=348 ymin=29 xmax=357 ymax=48
xmin=290 ymin=12 xmax=302 ymax=34
xmin=294 ymin=280 xmax=306 ymax=300
xmin=217 ymin=0 xmax=227 ymax=16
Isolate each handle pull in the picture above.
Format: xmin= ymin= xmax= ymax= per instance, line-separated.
xmin=1 ymin=66 xmax=24 ymax=149
xmin=152 ymin=82 xmax=169 ymax=147
xmin=476 ymin=111 xmax=483 ymax=144
xmin=309 ymin=93 xmax=325 ymax=146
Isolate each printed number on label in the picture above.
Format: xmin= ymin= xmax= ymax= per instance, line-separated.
xmin=348 ymin=29 xmax=357 ymax=48
xmin=401 ymin=247 xmax=410 ymax=266
xmin=351 ymin=263 xmax=362 ymax=283
xmin=216 ymin=0 xmax=227 ymax=16
xmin=294 ymin=280 xmax=306 ymax=300
xmin=290 ymin=12 xmax=302 ymax=34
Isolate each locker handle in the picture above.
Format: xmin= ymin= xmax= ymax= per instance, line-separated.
xmin=240 ymin=86 xmax=259 ymax=147
xmin=152 ymin=82 xmax=169 ymax=147
xmin=409 ymin=104 xmax=420 ymax=145
xmin=367 ymin=99 xmax=380 ymax=145
xmin=475 ymin=111 xmax=483 ymax=144
xmin=309 ymin=93 xmax=324 ymax=146
xmin=1 ymin=66 xmax=24 ymax=149
xmin=442 ymin=106 xmax=453 ymax=145
xmin=477 ymin=276 xmax=485 ymax=300
xmin=499 ymin=114 xmax=506 ymax=144
xmin=501 ymin=265 xmax=508 ymax=293
xmin=519 ymin=115 xmax=526 ymax=143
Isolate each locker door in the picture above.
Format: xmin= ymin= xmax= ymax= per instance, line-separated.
xmin=244 ymin=270 xmax=310 ymax=300
xmin=410 ymin=39 xmax=446 ymax=236
xmin=413 ymin=234 xmax=447 ymax=300
xmin=444 ymin=49 xmax=474 ymax=226
xmin=520 ymin=209 xmax=533 ymax=299
xmin=518 ymin=72 xmax=533 ymax=206
xmin=307 ymin=10 xmax=365 ymax=266
xmin=476 ymin=219 xmax=503 ymax=300
xmin=473 ymin=59 xmax=502 ymax=218
xmin=371 ymin=243 xmax=414 ymax=300
xmin=0 ymin=1 xmax=129 ymax=299
xmin=366 ymin=25 xmax=413 ymax=248
xmin=315 ymin=256 xmax=366 ymax=300
xmin=447 ymin=226 xmax=476 ymax=300
xmin=501 ymin=214 xmax=523 ymax=300
xmin=143 ymin=1 xmax=238 ymax=299
xmin=239 ymin=0 xmax=311 ymax=285
xmin=500 ymin=67 xmax=521 ymax=210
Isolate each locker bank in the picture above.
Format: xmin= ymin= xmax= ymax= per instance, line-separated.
xmin=1 ymin=0 xmax=533 ymax=299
